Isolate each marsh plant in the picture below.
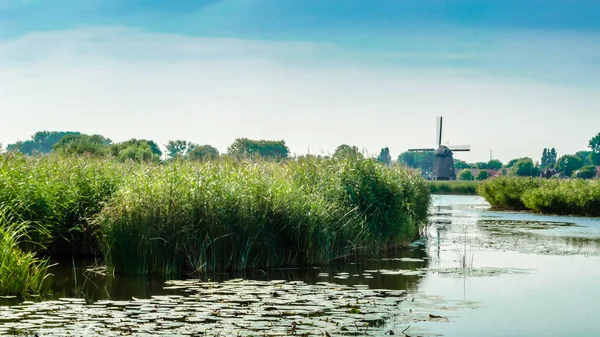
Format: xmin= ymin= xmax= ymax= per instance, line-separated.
xmin=479 ymin=177 xmax=600 ymax=216
xmin=0 ymin=154 xmax=431 ymax=278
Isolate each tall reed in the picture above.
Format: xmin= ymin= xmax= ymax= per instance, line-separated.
xmin=0 ymin=209 xmax=52 ymax=296
xmin=429 ymin=181 xmax=480 ymax=195
xmin=479 ymin=176 xmax=600 ymax=216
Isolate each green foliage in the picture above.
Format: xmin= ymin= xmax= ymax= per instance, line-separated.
xmin=0 ymin=155 xmax=124 ymax=255
xmin=454 ymin=159 xmax=473 ymax=170
xmin=429 ymin=181 xmax=479 ymax=195
xmin=187 ymin=145 xmax=219 ymax=161
xmin=476 ymin=170 xmax=490 ymax=180
xmin=589 ymin=152 xmax=600 ymax=166
xmin=377 ymin=147 xmax=392 ymax=166
xmin=227 ymin=138 xmax=290 ymax=160
xmin=573 ymin=165 xmax=597 ymax=179
xmin=555 ymin=155 xmax=584 ymax=177
xmin=165 ymin=140 xmax=197 ymax=159
xmin=478 ymin=176 xmax=544 ymax=210
xmin=111 ymin=139 xmax=161 ymax=163
xmin=458 ymin=169 xmax=474 ymax=181
xmin=511 ymin=158 xmax=539 ymax=177
xmin=6 ymin=131 xmax=81 ymax=155
xmin=476 ymin=160 xmax=502 ymax=170
xmin=520 ymin=179 xmax=600 ymax=216
xmin=505 ymin=157 xmax=528 ymax=168
xmin=333 ymin=144 xmax=363 ymax=160
xmin=397 ymin=151 xmax=433 ymax=173
xmin=541 ymin=148 xmax=558 ymax=168
xmin=589 ymin=132 xmax=600 ymax=153
xmin=0 ymin=210 xmax=52 ymax=296
xmin=52 ymin=134 xmax=112 ymax=157
xmin=94 ymin=157 xmax=430 ymax=274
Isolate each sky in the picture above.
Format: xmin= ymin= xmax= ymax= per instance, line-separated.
xmin=1 ymin=0 xmax=599 ymax=162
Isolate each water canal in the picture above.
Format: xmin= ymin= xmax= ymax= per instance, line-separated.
xmin=1 ymin=195 xmax=599 ymax=336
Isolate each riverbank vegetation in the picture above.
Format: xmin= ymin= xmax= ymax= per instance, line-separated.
xmin=429 ymin=181 xmax=480 ymax=195
xmin=478 ymin=177 xmax=600 ymax=216
xmin=0 ymin=153 xmax=430 ymax=279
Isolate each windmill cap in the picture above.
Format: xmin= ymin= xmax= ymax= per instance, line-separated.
xmin=435 ymin=145 xmax=452 ymax=156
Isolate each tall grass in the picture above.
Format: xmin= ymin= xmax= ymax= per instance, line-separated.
xmin=0 ymin=209 xmax=52 ymax=296
xmin=0 ymin=154 xmax=430 ymax=275
xmin=478 ymin=177 xmax=600 ymax=216
xmin=429 ymin=181 xmax=480 ymax=195
xmin=0 ymin=154 xmax=125 ymax=255
xmin=95 ymin=157 xmax=430 ymax=274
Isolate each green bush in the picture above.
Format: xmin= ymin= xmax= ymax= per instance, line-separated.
xmin=458 ymin=169 xmax=474 ymax=181
xmin=429 ymin=181 xmax=479 ymax=195
xmin=573 ymin=165 xmax=597 ymax=179
xmin=477 ymin=177 xmax=544 ymax=210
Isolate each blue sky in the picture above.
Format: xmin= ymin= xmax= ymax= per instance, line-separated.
xmin=1 ymin=0 xmax=599 ymax=162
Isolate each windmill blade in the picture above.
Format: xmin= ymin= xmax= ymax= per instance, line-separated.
xmin=408 ymin=148 xmax=436 ymax=152
xmin=449 ymin=145 xmax=471 ymax=151
xmin=436 ymin=116 xmax=443 ymax=147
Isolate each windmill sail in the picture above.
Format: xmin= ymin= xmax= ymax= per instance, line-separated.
xmin=436 ymin=116 xmax=443 ymax=147
xmin=449 ymin=145 xmax=471 ymax=152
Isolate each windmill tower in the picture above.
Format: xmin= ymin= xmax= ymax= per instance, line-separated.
xmin=408 ymin=117 xmax=471 ymax=180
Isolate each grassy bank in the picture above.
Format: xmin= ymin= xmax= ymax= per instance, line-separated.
xmin=478 ymin=177 xmax=600 ymax=216
xmin=429 ymin=181 xmax=480 ymax=195
xmin=0 ymin=154 xmax=430 ymax=278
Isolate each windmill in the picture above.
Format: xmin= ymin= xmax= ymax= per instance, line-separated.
xmin=408 ymin=117 xmax=471 ymax=180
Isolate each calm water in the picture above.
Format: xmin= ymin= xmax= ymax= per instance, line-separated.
xmin=3 ymin=195 xmax=600 ymax=336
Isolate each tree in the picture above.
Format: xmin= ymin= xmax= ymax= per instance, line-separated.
xmin=454 ymin=159 xmax=473 ymax=170
xmin=477 ymin=160 xmax=503 ymax=170
xmin=506 ymin=157 xmax=528 ymax=169
xmin=575 ymin=151 xmax=593 ymax=165
xmin=541 ymin=148 xmax=558 ymax=168
xmin=332 ymin=144 xmax=363 ymax=160
xmin=227 ymin=138 xmax=290 ymax=160
xmin=555 ymin=155 xmax=584 ymax=177
xmin=397 ymin=151 xmax=434 ymax=172
xmin=111 ymin=139 xmax=161 ymax=163
xmin=573 ymin=165 xmax=597 ymax=179
xmin=7 ymin=131 xmax=81 ymax=154
xmin=476 ymin=170 xmax=490 ymax=180
xmin=52 ymin=134 xmax=112 ymax=156
xmin=588 ymin=152 xmax=600 ymax=166
xmin=511 ymin=158 xmax=540 ymax=177
xmin=458 ymin=169 xmax=474 ymax=181
xmin=165 ymin=140 xmax=197 ymax=159
xmin=187 ymin=145 xmax=219 ymax=161
xmin=376 ymin=147 xmax=391 ymax=166
xmin=589 ymin=133 xmax=600 ymax=153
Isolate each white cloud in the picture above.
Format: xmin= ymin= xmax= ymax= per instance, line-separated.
xmin=1 ymin=26 xmax=599 ymax=162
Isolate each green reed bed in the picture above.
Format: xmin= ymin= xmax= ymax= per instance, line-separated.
xmin=0 ymin=154 xmax=125 ymax=256
xmin=429 ymin=181 xmax=480 ymax=195
xmin=0 ymin=209 xmax=52 ymax=296
xmin=0 ymin=154 xmax=430 ymax=277
xmin=478 ymin=176 xmax=600 ymax=216
xmin=96 ymin=157 xmax=430 ymax=274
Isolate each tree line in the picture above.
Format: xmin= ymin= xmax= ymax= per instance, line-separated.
xmin=3 ymin=131 xmax=600 ymax=179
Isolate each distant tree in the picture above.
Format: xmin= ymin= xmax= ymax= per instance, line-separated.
xmin=506 ymin=157 xmax=528 ymax=169
xmin=511 ymin=158 xmax=540 ymax=177
xmin=589 ymin=152 xmax=600 ymax=166
xmin=555 ymin=155 xmax=584 ymax=177
xmin=333 ymin=144 xmax=363 ymax=160
xmin=111 ymin=139 xmax=161 ymax=163
xmin=454 ymin=159 xmax=473 ymax=170
xmin=376 ymin=147 xmax=392 ymax=166
xmin=573 ymin=165 xmax=597 ymax=179
xmin=397 ymin=151 xmax=434 ymax=173
xmin=165 ymin=140 xmax=197 ymax=159
xmin=575 ymin=151 xmax=593 ymax=165
xmin=52 ymin=134 xmax=112 ymax=157
xmin=227 ymin=138 xmax=290 ymax=160
xmin=476 ymin=170 xmax=490 ymax=180
xmin=541 ymin=148 xmax=558 ymax=168
xmin=589 ymin=133 xmax=600 ymax=153
xmin=458 ymin=169 xmax=475 ymax=181
xmin=7 ymin=131 xmax=81 ymax=154
xmin=187 ymin=145 xmax=219 ymax=161
xmin=477 ymin=160 xmax=503 ymax=170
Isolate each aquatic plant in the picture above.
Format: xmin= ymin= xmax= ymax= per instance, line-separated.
xmin=479 ymin=177 xmax=600 ymax=216
xmin=95 ymin=156 xmax=430 ymax=274
xmin=0 ymin=209 xmax=52 ymax=296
